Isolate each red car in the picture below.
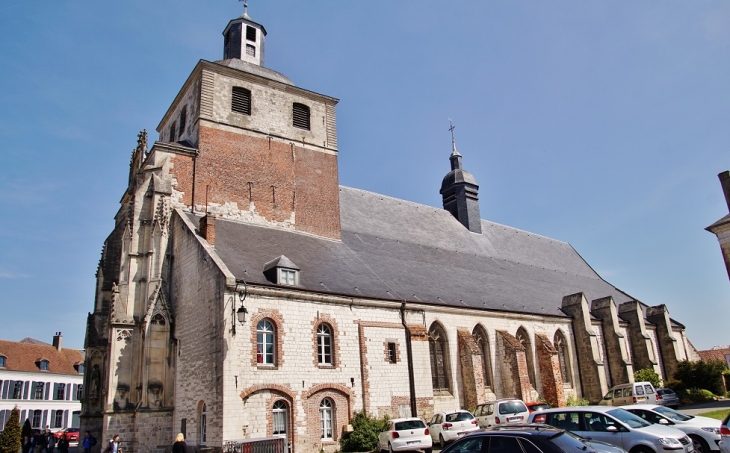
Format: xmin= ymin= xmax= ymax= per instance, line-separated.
xmin=54 ymin=428 xmax=80 ymax=442
xmin=525 ymin=402 xmax=550 ymax=413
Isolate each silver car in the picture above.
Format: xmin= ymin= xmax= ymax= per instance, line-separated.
xmin=529 ymin=405 xmax=694 ymax=453
xmin=621 ymin=404 xmax=720 ymax=453
xmin=656 ymin=389 xmax=681 ymax=409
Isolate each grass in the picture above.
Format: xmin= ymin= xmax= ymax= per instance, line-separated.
xmin=696 ymin=409 xmax=730 ymax=420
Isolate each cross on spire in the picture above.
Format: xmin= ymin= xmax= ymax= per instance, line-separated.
xmin=448 ymin=118 xmax=458 ymax=154
xmin=239 ymin=0 xmax=249 ymax=17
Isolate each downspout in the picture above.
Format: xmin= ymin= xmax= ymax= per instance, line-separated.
xmin=190 ymin=153 xmax=197 ymax=213
xmin=400 ymin=302 xmax=417 ymax=417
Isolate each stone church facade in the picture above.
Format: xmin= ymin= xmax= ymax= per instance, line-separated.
xmin=80 ymin=8 xmax=698 ymax=453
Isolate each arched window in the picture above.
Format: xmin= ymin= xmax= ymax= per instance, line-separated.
xmin=257 ymin=319 xmax=276 ymax=365
xmin=516 ymin=328 xmax=536 ymax=388
xmin=554 ymin=331 xmax=572 ymax=386
xmin=317 ymin=324 xmax=333 ymax=365
xmin=273 ymin=400 xmax=288 ymax=440
xmin=200 ymin=403 xmax=207 ymax=445
xmin=428 ymin=324 xmax=451 ymax=392
xmin=472 ymin=326 xmax=493 ymax=388
xmin=179 ymin=106 xmax=187 ymax=136
xmin=319 ymin=399 xmax=333 ymax=440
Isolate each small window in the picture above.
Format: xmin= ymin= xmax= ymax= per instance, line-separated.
xmin=169 ymin=122 xmax=177 ymax=142
xmin=0 ymin=356 xmax=5 ymax=367
xmin=317 ymin=324 xmax=333 ymax=365
xmin=75 ymin=384 xmax=83 ymax=400
xmin=179 ymin=106 xmax=187 ymax=136
xmin=246 ymin=25 xmax=256 ymax=42
xmin=279 ymin=269 xmax=297 ymax=286
xmin=292 ymin=103 xmax=310 ymax=130
xmin=320 ymin=399 xmax=333 ymax=440
xmin=246 ymin=44 xmax=256 ymax=57
xmin=39 ymin=360 xmax=49 ymax=371
xmin=200 ymin=403 xmax=207 ymax=445
xmin=387 ymin=343 xmax=397 ymax=364
xmin=77 ymin=363 xmax=84 ymax=374
xmin=53 ymin=410 xmax=63 ymax=428
xmin=32 ymin=410 xmax=42 ymax=428
xmin=55 ymin=383 xmax=66 ymax=400
xmin=232 ymin=87 xmax=252 ymax=115
xmin=257 ymin=319 xmax=276 ymax=365
xmin=12 ymin=381 xmax=23 ymax=399
xmin=33 ymin=382 xmax=44 ymax=400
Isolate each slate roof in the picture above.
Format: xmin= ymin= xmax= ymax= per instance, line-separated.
xmin=205 ymin=186 xmax=640 ymax=318
xmin=0 ymin=339 xmax=84 ymax=375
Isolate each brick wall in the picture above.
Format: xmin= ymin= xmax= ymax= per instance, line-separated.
xmin=534 ymin=333 xmax=565 ymax=407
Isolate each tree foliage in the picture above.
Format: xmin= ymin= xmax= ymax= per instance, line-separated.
xmin=673 ymin=360 xmax=728 ymax=396
xmin=634 ymin=368 xmax=662 ymax=389
xmin=0 ymin=406 xmax=21 ymax=453
xmin=340 ymin=411 xmax=389 ymax=452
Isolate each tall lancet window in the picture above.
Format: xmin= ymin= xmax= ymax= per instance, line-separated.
xmin=472 ymin=325 xmax=493 ymax=388
xmin=554 ymin=331 xmax=572 ymax=386
xmin=429 ymin=323 xmax=451 ymax=392
xmin=516 ymin=327 xmax=537 ymax=388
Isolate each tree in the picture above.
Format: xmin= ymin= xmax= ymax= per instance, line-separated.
xmin=21 ymin=419 xmax=32 ymax=442
xmin=0 ymin=406 xmax=21 ymax=453
xmin=674 ymin=360 xmax=727 ymax=396
xmin=634 ymin=368 xmax=662 ymax=389
xmin=340 ymin=411 xmax=389 ymax=452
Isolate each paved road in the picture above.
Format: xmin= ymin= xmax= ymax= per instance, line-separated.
xmin=679 ymin=398 xmax=730 ymax=416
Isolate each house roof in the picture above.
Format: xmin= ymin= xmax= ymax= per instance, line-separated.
xmin=203 ymin=186 xmax=645 ymax=318
xmin=697 ymin=347 xmax=730 ymax=362
xmin=0 ymin=339 xmax=84 ymax=375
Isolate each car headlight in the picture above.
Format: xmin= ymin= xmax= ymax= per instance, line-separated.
xmin=659 ymin=438 xmax=682 ymax=446
xmin=701 ymin=427 xmax=721 ymax=435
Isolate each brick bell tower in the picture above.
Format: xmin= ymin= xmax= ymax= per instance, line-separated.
xmin=157 ymin=5 xmax=341 ymax=239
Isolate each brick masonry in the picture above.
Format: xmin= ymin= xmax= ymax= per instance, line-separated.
xmin=534 ymin=333 xmax=565 ymax=408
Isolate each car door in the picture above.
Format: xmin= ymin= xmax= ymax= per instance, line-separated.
xmin=581 ymin=412 xmax=626 ymax=450
xmin=429 ymin=414 xmax=442 ymax=442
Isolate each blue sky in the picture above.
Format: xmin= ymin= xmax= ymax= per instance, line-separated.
xmin=0 ymin=1 xmax=728 ymax=352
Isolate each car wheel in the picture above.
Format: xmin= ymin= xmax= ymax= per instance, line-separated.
xmin=425 ymin=449 xmax=432 ymax=453
xmin=629 ymin=447 xmax=654 ymax=453
xmin=438 ymin=434 xmax=445 ymax=448
xmin=690 ymin=435 xmax=709 ymax=453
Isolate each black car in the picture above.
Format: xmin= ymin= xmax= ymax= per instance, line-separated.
xmin=439 ymin=424 xmax=599 ymax=453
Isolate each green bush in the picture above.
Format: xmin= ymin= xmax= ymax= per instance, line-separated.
xmin=687 ymin=388 xmax=716 ymax=403
xmin=340 ymin=411 xmax=389 ymax=452
xmin=0 ymin=406 xmax=21 ymax=453
xmin=673 ymin=360 xmax=727 ymax=396
xmin=663 ymin=379 xmax=686 ymax=393
xmin=566 ymin=395 xmax=589 ymax=406
xmin=634 ymin=368 xmax=662 ymax=389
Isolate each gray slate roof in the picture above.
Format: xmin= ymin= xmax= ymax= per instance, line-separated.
xmin=204 ymin=187 xmax=638 ymax=318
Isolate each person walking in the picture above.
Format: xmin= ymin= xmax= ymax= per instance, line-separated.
xmin=35 ymin=430 xmax=47 ymax=453
xmin=172 ymin=433 xmax=187 ymax=453
xmin=57 ymin=434 xmax=69 ymax=453
xmin=22 ymin=435 xmax=32 ymax=453
xmin=46 ymin=430 xmax=56 ymax=453
xmin=82 ymin=431 xmax=96 ymax=453
xmin=103 ymin=435 xmax=121 ymax=453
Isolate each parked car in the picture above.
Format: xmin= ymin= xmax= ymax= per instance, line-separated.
xmin=439 ymin=423 xmax=619 ymax=453
xmin=718 ymin=412 xmax=730 ymax=453
xmin=528 ymin=405 xmax=693 ymax=453
xmin=54 ymin=428 xmax=79 ymax=443
xmin=600 ymin=382 xmax=658 ymax=406
xmin=526 ymin=402 xmax=551 ymax=413
xmin=427 ymin=410 xmax=479 ymax=447
xmin=656 ymin=389 xmax=681 ymax=409
xmin=621 ymin=404 xmax=720 ymax=453
xmin=473 ymin=398 xmax=529 ymax=427
xmin=377 ymin=417 xmax=432 ymax=453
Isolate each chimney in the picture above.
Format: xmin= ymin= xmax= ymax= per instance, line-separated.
xmin=52 ymin=332 xmax=62 ymax=351
xmin=719 ymin=171 xmax=730 ymax=213
xmin=199 ymin=214 xmax=216 ymax=246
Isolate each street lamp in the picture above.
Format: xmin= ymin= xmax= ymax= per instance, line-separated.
xmin=235 ymin=280 xmax=248 ymax=325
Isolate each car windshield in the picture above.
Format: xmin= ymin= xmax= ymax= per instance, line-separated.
xmin=653 ymin=406 xmax=692 ymax=422
xmin=446 ymin=412 xmax=474 ymax=422
xmin=607 ymin=409 xmax=651 ymax=428
xmin=549 ymin=431 xmax=596 ymax=452
xmin=499 ymin=401 xmax=528 ymax=415
xmin=395 ymin=420 xmax=426 ymax=430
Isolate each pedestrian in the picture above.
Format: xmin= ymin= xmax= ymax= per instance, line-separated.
xmin=103 ymin=435 xmax=120 ymax=453
xmin=82 ymin=431 xmax=96 ymax=453
xmin=172 ymin=433 xmax=186 ymax=453
xmin=46 ymin=430 xmax=56 ymax=453
xmin=35 ymin=430 xmax=47 ymax=453
xmin=57 ymin=434 xmax=69 ymax=453
xmin=22 ymin=435 xmax=32 ymax=453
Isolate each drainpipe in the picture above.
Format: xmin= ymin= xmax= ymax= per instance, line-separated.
xmin=400 ymin=302 xmax=417 ymax=417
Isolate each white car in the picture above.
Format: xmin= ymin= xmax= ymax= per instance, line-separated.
xmin=427 ymin=410 xmax=479 ymax=448
xmin=377 ymin=418 xmax=432 ymax=453
xmin=474 ymin=398 xmax=529 ymax=427
xmin=621 ymin=404 xmax=720 ymax=453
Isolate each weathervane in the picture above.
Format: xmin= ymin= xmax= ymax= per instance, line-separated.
xmin=239 ymin=0 xmax=248 ymax=16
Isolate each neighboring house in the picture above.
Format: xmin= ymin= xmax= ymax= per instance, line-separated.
xmin=80 ymin=7 xmax=697 ymax=453
xmin=706 ymin=171 xmax=730 ymax=280
xmin=0 ymin=333 xmax=84 ymax=431
xmin=697 ymin=346 xmax=730 ymax=366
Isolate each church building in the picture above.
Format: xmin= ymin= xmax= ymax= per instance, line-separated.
xmin=81 ymin=7 xmax=698 ymax=453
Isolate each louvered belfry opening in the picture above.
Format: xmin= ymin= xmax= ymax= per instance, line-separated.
xmin=232 ymin=87 xmax=252 ymax=115
xmin=246 ymin=25 xmax=256 ymax=42
xmin=292 ymin=103 xmax=310 ymax=130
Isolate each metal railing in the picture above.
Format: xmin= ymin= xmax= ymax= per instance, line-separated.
xmin=222 ymin=437 xmax=285 ymax=453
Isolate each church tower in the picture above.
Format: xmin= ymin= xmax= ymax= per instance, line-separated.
xmin=440 ymin=129 xmax=482 ymax=233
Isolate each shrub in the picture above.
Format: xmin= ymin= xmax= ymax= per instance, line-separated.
xmin=340 ymin=411 xmax=389 ymax=452
xmin=673 ymin=360 xmax=727 ymax=396
xmin=566 ymin=395 xmax=589 ymax=406
xmin=634 ymin=368 xmax=662 ymax=389
xmin=686 ymin=388 xmax=716 ymax=403
xmin=663 ymin=379 xmax=686 ymax=393
xmin=0 ymin=406 xmax=21 ymax=453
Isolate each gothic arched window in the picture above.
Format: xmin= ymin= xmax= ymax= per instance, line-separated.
xmin=273 ymin=400 xmax=288 ymax=439
xmin=472 ymin=325 xmax=493 ymax=388
xmin=200 ymin=403 xmax=207 ymax=445
xmin=319 ymin=398 xmax=333 ymax=440
xmin=317 ymin=324 xmax=333 ymax=365
xmin=554 ymin=331 xmax=572 ymax=386
xmin=429 ymin=323 xmax=451 ymax=392
xmin=516 ymin=327 xmax=536 ymax=388
xmin=257 ymin=319 xmax=276 ymax=365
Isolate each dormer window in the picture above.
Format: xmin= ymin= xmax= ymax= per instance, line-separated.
xmin=75 ymin=362 xmax=85 ymax=374
xmin=263 ymin=255 xmax=300 ymax=286
xmin=39 ymin=359 xmax=49 ymax=371
xmin=0 ymin=355 xmax=6 ymax=367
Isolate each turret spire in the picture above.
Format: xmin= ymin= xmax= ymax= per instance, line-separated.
xmin=439 ymin=120 xmax=482 ymax=233
xmin=223 ymin=1 xmax=267 ymax=66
